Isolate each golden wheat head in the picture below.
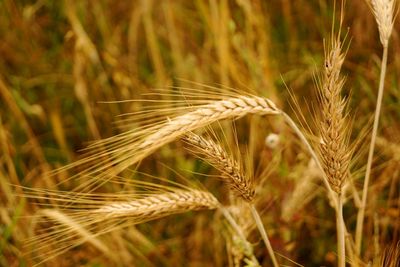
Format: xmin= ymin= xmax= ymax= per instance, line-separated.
xmin=56 ymin=92 xmax=281 ymax=191
xmin=183 ymin=132 xmax=255 ymax=202
xmin=317 ymin=37 xmax=352 ymax=194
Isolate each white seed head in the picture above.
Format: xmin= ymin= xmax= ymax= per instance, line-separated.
xmin=371 ymin=0 xmax=396 ymax=46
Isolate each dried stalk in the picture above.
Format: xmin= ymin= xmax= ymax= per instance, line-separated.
xmin=356 ymin=0 xmax=396 ymax=255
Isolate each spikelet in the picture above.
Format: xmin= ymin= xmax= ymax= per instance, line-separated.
xmin=371 ymin=0 xmax=396 ymax=47
xmin=317 ymin=37 xmax=352 ymax=195
xmin=139 ymin=96 xmax=280 ymax=150
xmin=57 ymin=93 xmax=281 ymax=190
xmin=183 ymin=132 xmax=255 ymax=202
xmin=24 ymin=181 xmax=219 ymax=263
xmin=93 ymin=190 xmax=219 ymax=219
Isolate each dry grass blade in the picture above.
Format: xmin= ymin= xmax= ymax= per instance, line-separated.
xmin=183 ymin=132 xmax=254 ymax=202
xmin=281 ymin=159 xmax=321 ymax=221
xmin=378 ymin=242 xmax=400 ymax=267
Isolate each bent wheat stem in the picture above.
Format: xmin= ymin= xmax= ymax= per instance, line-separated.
xmin=250 ymin=204 xmax=279 ymax=267
xmin=282 ymin=112 xmax=337 ymax=204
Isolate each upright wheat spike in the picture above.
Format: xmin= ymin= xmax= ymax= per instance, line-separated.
xmin=183 ymin=132 xmax=254 ymax=202
xmin=220 ymin=205 xmax=260 ymax=267
xmin=317 ymin=39 xmax=351 ymax=195
xmin=356 ymin=0 xmax=397 ymax=256
xmin=317 ymin=35 xmax=351 ymax=267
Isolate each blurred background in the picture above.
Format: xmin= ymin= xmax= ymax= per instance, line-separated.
xmin=0 ymin=0 xmax=399 ymax=266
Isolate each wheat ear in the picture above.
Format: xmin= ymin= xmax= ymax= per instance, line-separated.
xmin=183 ymin=132 xmax=279 ymax=267
xmin=317 ymin=36 xmax=351 ymax=267
xmin=317 ymin=38 xmax=351 ymax=195
xmin=93 ymin=190 xmax=219 ymax=220
xmin=138 ymin=96 xmax=281 ymax=154
xmin=26 ymin=186 xmax=219 ymax=263
xmin=60 ymin=95 xmax=281 ymax=190
xmin=356 ymin=0 xmax=396 ymax=256
xmin=183 ymin=132 xmax=254 ymax=202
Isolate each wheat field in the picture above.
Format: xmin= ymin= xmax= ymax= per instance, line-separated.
xmin=0 ymin=0 xmax=399 ymax=266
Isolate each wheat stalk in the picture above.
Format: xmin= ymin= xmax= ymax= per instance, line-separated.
xmin=356 ymin=0 xmax=397 ymax=256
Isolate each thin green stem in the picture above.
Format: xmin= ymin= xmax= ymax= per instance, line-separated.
xmin=220 ymin=207 xmax=247 ymax=243
xmin=355 ymin=45 xmax=388 ymax=256
xmin=250 ymin=204 xmax=279 ymax=267
xmin=337 ymin=195 xmax=346 ymax=267
xmin=220 ymin=207 xmax=259 ymax=265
